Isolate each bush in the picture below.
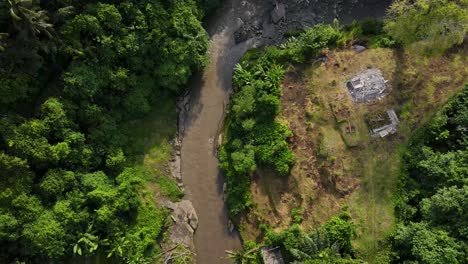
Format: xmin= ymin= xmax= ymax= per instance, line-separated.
xmin=264 ymin=213 xmax=360 ymax=263
xmin=278 ymin=24 xmax=345 ymax=63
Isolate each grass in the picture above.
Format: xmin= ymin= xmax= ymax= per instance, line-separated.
xmin=124 ymin=94 xmax=182 ymax=198
xmin=348 ymin=143 xmax=400 ymax=262
xmin=241 ymin=46 xmax=467 ymax=262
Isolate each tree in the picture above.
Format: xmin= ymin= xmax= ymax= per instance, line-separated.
xmin=231 ymin=145 xmax=256 ymax=174
xmin=394 ymin=222 xmax=463 ymax=264
xmin=0 ymin=71 xmax=32 ymax=105
xmin=22 ymin=210 xmax=66 ymax=258
xmin=324 ymin=214 xmax=356 ymax=255
xmin=0 ymin=212 xmax=19 ymax=241
xmin=420 ymin=186 xmax=468 ymax=239
xmin=0 ymin=153 xmax=33 ymax=197
xmin=384 ymin=0 xmax=468 ymax=55
xmin=39 ymin=169 xmax=76 ymax=199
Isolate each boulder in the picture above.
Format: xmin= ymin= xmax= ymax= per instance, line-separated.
xmin=164 ymin=200 xmax=198 ymax=249
xmin=271 ymin=3 xmax=286 ymax=24
xmin=234 ymin=20 xmax=262 ymax=44
xmin=353 ymin=45 xmax=366 ymax=53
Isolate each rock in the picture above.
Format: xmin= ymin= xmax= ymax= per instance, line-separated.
xmin=164 ymin=200 xmax=198 ymax=249
xmin=239 ymin=1 xmax=256 ymax=21
xmin=261 ymin=246 xmax=285 ymax=264
xmin=222 ymin=182 xmax=227 ymax=201
xmin=317 ymin=55 xmax=328 ymax=63
xmin=234 ymin=20 xmax=262 ymax=44
xmin=168 ymin=154 xmax=181 ymax=181
xmin=184 ymin=222 xmax=195 ymax=234
xmin=188 ymin=212 xmax=199 ymax=230
xmin=236 ymin=17 xmax=244 ymax=29
xmin=353 ymin=45 xmax=366 ymax=53
xmin=227 ymin=220 xmax=235 ymax=233
xmin=271 ymin=3 xmax=286 ymax=24
xmin=217 ymin=133 xmax=223 ymax=147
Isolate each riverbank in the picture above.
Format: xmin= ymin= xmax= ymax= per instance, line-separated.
xmin=172 ymin=0 xmax=393 ymax=263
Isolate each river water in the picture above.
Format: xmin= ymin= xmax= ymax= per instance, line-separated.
xmin=180 ymin=1 xmax=250 ymax=263
xmin=180 ymin=0 xmax=391 ymax=263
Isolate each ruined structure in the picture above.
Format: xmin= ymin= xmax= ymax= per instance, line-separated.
xmin=346 ymin=69 xmax=388 ymax=103
xmin=371 ymin=109 xmax=399 ymax=138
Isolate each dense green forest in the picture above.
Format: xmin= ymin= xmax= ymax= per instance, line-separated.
xmin=0 ymin=0 xmax=213 ymax=262
xmin=393 ymin=85 xmax=468 ymax=263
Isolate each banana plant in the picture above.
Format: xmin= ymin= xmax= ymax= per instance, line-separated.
xmin=73 ymin=224 xmax=108 ymax=256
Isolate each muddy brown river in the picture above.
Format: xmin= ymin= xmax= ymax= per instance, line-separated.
xmin=180 ymin=2 xmax=248 ymax=263
xmin=180 ymin=0 xmax=391 ymax=263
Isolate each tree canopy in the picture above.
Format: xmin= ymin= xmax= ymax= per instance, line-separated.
xmin=0 ymin=0 xmax=210 ymax=262
xmin=394 ymin=85 xmax=468 ymax=263
xmin=384 ymin=0 xmax=468 ymax=55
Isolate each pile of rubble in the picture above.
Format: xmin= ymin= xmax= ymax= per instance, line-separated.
xmin=346 ymin=68 xmax=388 ymax=103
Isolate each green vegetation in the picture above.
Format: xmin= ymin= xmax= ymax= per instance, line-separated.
xmin=385 ymin=0 xmax=468 ymax=55
xmin=220 ymin=53 xmax=293 ymax=217
xmin=0 ymin=0 xmax=211 ymax=262
xmin=393 ymin=86 xmax=468 ymax=263
xmin=265 ymin=211 xmax=361 ymax=264
xmin=227 ymin=211 xmax=361 ymax=264
xmin=220 ymin=24 xmax=346 ymax=218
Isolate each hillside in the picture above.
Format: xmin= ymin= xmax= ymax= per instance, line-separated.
xmin=240 ymin=45 xmax=467 ymax=261
xmin=220 ymin=12 xmax=467 ymax=263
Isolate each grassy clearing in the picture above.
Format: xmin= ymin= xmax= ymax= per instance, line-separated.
xmin=242 ymin=47 xmax=467 ymax=262
xmin=124 ymin=94 xmax=182 ymax=202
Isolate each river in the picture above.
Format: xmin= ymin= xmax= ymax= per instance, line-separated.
xmin=180 ymin=0 xmax=391 ymax=263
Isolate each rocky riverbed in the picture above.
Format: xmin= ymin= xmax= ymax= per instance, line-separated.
xmin=234 ymin=0 xmax=391 ymax=44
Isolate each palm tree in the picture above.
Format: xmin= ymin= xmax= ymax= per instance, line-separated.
xmin=8 ymin=0 xmax=54 ymax=39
